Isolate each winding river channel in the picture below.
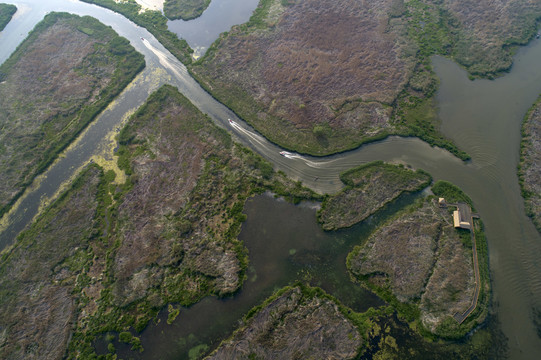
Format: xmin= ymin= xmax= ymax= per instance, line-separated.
xmin=1 ymin=1 xmax=541 ymax=359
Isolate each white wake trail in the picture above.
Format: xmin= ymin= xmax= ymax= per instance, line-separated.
xmin=280 ymin=151 xmax=335 ymax=168
xmin=228 ymin=120 xmax=267 ymax=147
xmin=142 ymin=39 xmax=188 ymax=78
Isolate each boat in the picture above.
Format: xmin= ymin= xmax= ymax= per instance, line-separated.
xmin=141 ymin=37 xmax=145 ymax=41
xmin=279 ymin=151 xmax=287 ymax=156
xmin=228 ymin=118 xmax=236 ymax=126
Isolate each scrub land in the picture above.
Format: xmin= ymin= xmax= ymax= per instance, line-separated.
xmin=0 ymin=1 xmax=508 ymax=358
xmin=0 ymin=84 xmax=319 ymax=359
xmin=163 ymin=0 xmax=211 ymax=20
xmin=519 ymin=96 xmax=541 ymax=233
xmin=0 ymin=3 xmax=16 ymax=31
xmin=80 ymin=0 xmax=541 ymax=158
xmin=207 ymin=285 xmax=362 ymax=359
xmin=0 ymin=12 xmax=145 ymax=218
xmin=188 ymin=0 xmax=541 ymax=157
xmin=347 ymin=192 xmax=489 ymax=339
xmin=0 ymin=80 xmax=493 ymax=358
xmin=318 ymin=161 xmax=431 ymax=230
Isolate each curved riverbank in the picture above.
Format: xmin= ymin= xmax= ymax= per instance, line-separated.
xmin=1 ymin=1 xmax=541 ymax=358
xmin=518 ymin=95 xmax=541 ymax=233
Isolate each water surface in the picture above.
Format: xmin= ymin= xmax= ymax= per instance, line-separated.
xmin=167 ymin=0 xmax=260 ymax=58
xmin=112 ymin=191 xmax=426 ymax=359
xmin=1 ymin=1 xmax=541 ymax=359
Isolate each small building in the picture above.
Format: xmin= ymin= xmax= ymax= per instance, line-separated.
xmin=453 ymin=203 xmax=472 ymax=230
xmin=438 ymin=197 xmax=446 ymax=207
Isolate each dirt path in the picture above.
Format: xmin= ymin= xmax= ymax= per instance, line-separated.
xmin=453 ymin=214 xmax=481 ymax=324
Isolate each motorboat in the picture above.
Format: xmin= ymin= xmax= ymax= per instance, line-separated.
xmin=279 ymin=151 xmax=287 ymax=156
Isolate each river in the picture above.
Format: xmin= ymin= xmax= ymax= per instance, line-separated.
xmin=0 ymin=1 xmax=540 ymax=359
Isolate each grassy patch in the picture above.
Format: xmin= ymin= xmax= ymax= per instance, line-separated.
xmin=518 ymin=94 xmax=541 ymax=233
xmin=431 ymin=180 xmax=473 ymax=208
xmin=0 ymin=3 xmax=16 ymax=31
xmin=318 ymin=161 xmax=432 ymax=230
xmin=347 ymin=192 xmax=489 ymax=340
xmin=164 ymin=0 xmax=211 ymax=20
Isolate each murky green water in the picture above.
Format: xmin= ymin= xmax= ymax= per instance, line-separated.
xmin=1 ymin=1 xmax=541 ymax=359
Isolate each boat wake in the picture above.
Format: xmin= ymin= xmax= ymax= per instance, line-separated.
xmin=228 ymin=119 xmax=267 ymax=147
xmin=279 ymin=151 xmax=335 ymax=168
xmin=141 ymin=38 xmax=188 ymax=78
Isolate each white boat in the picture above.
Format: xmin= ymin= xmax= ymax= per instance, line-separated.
xmin=279 ymin=151 xmax=287 ymax=156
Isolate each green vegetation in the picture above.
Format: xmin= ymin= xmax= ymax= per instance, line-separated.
xmin=0 ymin=12 xmax=145 ymax=217
xmin=391 ymin=1 xmax=470 ymax=160
xmin=0 ymin=3 xmax=16 ymax=31
xmin=59 ymin=84 xmax=320 ymax=358
xmin=0 ymin=166 xmax=103 ymax=359
xmin=318 ymin=161 xmax=432 ymax=230
xmin=167 ymin=304 xmax=181 ymax=324
xmin=80 ymin=0 xmax=194 ymax=64
xmin=209 ymin=284 xmax=364 ymax=359
xmin=397 ymin=95 xmax=471 ymax=161
xmin=188 ymin=0 xmax=472 ymax=158
xmin=431 ymin=180 xmax=474 ymax=207
xmin=164 ymin=0 xmax=211 ymax=20
xmin=346 ymin=182 xmax=489 ymax=339
xmin=518 ymin=95 xmax=541 ymax=233
xmin=212 ymin=282 xmax=499 ymax=359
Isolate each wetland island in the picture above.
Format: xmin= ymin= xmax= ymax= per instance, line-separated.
xmin=1 ymin=0 xmax=541 ymax=359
